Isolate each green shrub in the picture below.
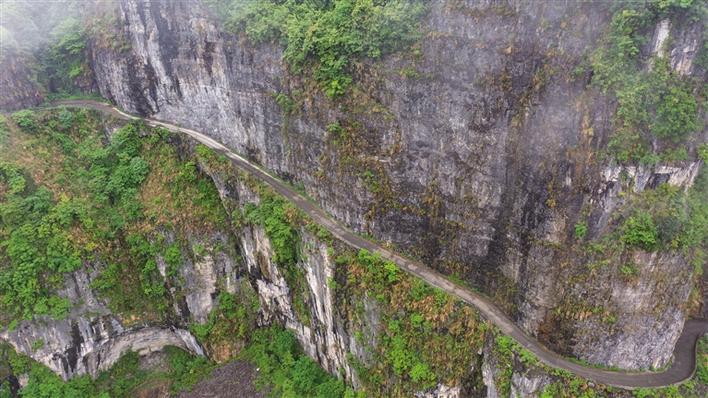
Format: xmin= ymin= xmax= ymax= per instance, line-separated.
xmin=619 ymin=262 xmax=639 ymax=277
xmin=191 ymin=290 xmax=258 ymax=348
xmin=164 ymin=243 xmax=182 ymax=277
xmin=591 ymin=3 xmax=702 ymax=162
xmin=408 ymin=362 xmax=435 ymax=388
xmin=574 ymin=221 xmax=588 ymax=240
xmin=622 ymin=211 xmax=658 ymax=250
xmin=165 ymin=346 xmax=214 ymax=393
xmin=244 ymin=193 xmax=299 ymax=266
xmin=697 ymin=337 xmax=708 ymax=384
xmin=648 ymin=60 xmax=700 ymax=142
xmin=40 ymin=18 xmax=89 ymax=95
xmin=11 ymin=110 xmax=37 ymax=132
xmin=243 ymin=326 xmax=350 ymax=397
xmin=697 ymin=143 xmax=708 ymax=163
xmin=273 ymin=92 xmax=295 ymax=114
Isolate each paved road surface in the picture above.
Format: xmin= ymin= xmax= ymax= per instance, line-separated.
xmin=52 ymin=100 xmax=707 ymax=389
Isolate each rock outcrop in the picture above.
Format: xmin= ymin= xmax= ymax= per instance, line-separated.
xmin=0 ymin=49 xmax=44 ymax=111
xmin=0 ymin=263 xmax=204 ymax=380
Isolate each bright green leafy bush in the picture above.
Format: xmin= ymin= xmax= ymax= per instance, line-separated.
xmin=244 ymin=193 xmax=300 ymax=266
xmin=11 ymin=110 xmax=37 ymax=132
xmin=619 ymin=262 xmax=639 ymax=277
xmin=191 ymin=289 xmax=259 ymax=352
xmin=165 ymin=346 xmax=215 ymax=393
xmin=574 ymin=221 xmax=588 ymax=240
xmin=243 ymin=326 xmax=351 ymax=397
xmin=622 ymin=211 xmax=658 ymax=250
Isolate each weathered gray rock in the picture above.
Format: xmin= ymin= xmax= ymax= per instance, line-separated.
xmin=81 ymin=0 xmax=705 ymax=372
xmin=0 ymin=263 xmax=204 ymax=380
xmin=219 ymin=176 xmax=367 ymax=386
xmin=510 ymin=370 xmax=552 ymax=398
xmin=0 ymin=49 xmax=44 ymax=111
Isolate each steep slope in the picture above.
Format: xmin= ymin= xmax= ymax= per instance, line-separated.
xmin=0 ymin=1 xmax=706 ymax=397
xmin=83 ymin=0 xmax=706 ymax=370
xmin=0 ymin=103 xmax=705 ymax=397
xmin=59 ymin=98 xmax=708 ymax=389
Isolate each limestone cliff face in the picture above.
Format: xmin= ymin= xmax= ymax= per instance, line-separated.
xmin=0 ymin=49 xmax=44 ymax=111
xmin=207 ymin=170 xmax=368 ymax=386
xmin=82 ymin=0 xmax=704 ymax=371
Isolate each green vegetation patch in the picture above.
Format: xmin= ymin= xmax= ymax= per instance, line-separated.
xmin=621 ymin=210 xmax=659 ymax=250
xmin=338 ymin=248 xmax=487 ymax=396
xmin=244 ymin=192 xmax=301 ymax=266
xmin=33 ymin=16 xmax=94 ymax=98
xmin=243 ymin=326 xmax=358 ymax=397
xmin=590 ymin=1 xmax=704 ymax=164
xmin=0 ymin=342 xmax=214 ymax=398
xmin=191 ymin=289 xmax=259 ymax=359
xmin=209 ymin=0 xmax=426 ymax=97
xmin=0 ymin=108 xmax=230 ymax=325
xmin=242 ymin=190 xmax=313 ymax=325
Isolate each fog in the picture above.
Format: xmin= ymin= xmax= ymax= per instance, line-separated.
xmin=0 ymin=0 xmax=83 ymax=54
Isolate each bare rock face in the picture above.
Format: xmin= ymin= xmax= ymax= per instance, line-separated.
xmin=510 ymin=371 xmax=552 ymax=398
xmin=0 ymin=49 xmax=44 ymax=111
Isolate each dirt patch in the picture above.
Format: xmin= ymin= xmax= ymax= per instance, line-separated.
xmin=133 ymin=378 xmax=171 ymax=398
xmin=178 ymin=360 xmax=266 ymax=398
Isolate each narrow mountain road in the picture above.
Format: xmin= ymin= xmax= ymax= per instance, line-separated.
xmin=54 ymin=100 xmax=707 ymax=389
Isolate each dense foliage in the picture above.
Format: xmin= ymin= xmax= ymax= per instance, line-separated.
xmin=338 ymin=248 xmax=486 ymax=396
xmin=244 ymin=192 xmax=300 ymax=266
xmin=0 ymin=343 xmax=213 ymax=398
xmin=208 ymin=0 xmax=426 ymax=97
xmin=0 ymin=109 xmax=227 ymax=325
xmin=39 ymin=18 xmax=90 ymax=94
xmin=0 ymin=109 xmax=357 ymax=398
xmin=243 ymin=327 xmax=356 ymax=397
xmin=191 ymin=289 xmax=259 ymax=357
xmin=621 ymin=211 xmax=659 ymax=250
xmin=590 ymin=0 xmax=704 ymax=163
xmin=0 ymin=110 xmax=154 ymax=321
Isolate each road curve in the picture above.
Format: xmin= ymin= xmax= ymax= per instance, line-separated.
xmin=52 ymin=100 xmax=707 ymax=389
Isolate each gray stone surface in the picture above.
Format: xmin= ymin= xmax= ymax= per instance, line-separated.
xmin=85 ymin=0 xmax=703 ymax=371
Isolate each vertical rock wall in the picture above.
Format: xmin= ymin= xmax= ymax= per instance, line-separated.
xmin=83 ymin=0 xmax=705 ymax=370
